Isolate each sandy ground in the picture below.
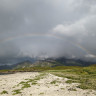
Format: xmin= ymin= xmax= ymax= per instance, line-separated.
xmin=0 ymin=72 xmax=96 ymax=96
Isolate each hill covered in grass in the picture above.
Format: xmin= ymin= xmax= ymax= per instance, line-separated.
xmin=49 ymin=64 xmax=96 ymax=90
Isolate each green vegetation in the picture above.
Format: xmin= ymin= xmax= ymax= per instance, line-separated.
xmin=12 ymin=73 xmax=46 ymax=95
xmin=49 ymin=65 xmax=96 ymax=90
xmin=39 ymin=92 xmax=44 ymax=95
xmin=68 ymin=88 xmax=77 ymax=91
xmin=0 ymin=67 xmax=50 ymax=74
xmin=50 ymin=80 xmax=58 ymax=84
xmin=12 ymin=89 xmax=21 ymax=95
xmin=60 ymin=88 xmax=65 ymax=90
xmin=0 ymin=90 xmax=8 ymax=94
xmin=66 ymin=80 xmax=75 ymax=84
xmin=19 ymin=73 xmax=45 ymax=88
xmin=22 ymin=83 xmax=31 ymax=89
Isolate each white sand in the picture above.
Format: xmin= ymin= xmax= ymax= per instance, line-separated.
xmin=0 ymin=72 xmax=96 ymax=96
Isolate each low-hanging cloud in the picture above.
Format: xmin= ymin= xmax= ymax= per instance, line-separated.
xmin=0 ymin=0 xmax=96 ymax=64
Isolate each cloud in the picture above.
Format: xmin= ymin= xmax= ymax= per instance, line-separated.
xmin=0 ymin=0 xmax=96 ymax=64
xmin=85 ymin=54 xmax=96 ymax=58
xmin=52 ymin=14 xmax=96 ymax=37
xmin=52 ymin=14 xmax=96 ymax=57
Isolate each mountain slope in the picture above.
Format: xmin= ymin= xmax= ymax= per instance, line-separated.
xmin=0 ymin=57 xmax=96 ymax=70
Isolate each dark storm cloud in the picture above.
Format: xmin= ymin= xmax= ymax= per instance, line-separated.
xmin=0 ymin=0 xmax=96 ymax=64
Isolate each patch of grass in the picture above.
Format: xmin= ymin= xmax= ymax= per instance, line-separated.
xmin=77 ymin=84 xmax=92 ymax=90
xmin=50 ymin=66 xmax=96 ymax=90
xmin=66 ymin=80 xmax=73 ymax=84
xmin=61 ymin=88 xmax=65 ymax=90
xmin=12 ymin=73 xmax=46 ymax=94
xmin=66 ymin=80 xmax=78 ymax=84
xmin=19 ymin=81 xmax=26 ymax=84
xmin=1 ymin=90 xmax=8 ymax=94
xmin=22 ymin=83 xmax=31 ymax=89
xmin=50 ymin=80 xmax=57 ymax=84
xmin=18 ymin=73 xmax=45 ymax=87
xmin=68 ymin=88 xmax=77 ymax=91
xmin=31 ymin=81 xmax=37 ymax=85
xmin=12 ymin=89 xmax=21 ymax=95
xmin=39 ymin=92 xmax=44 ymax=95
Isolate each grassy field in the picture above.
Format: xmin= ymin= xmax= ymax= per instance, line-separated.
xmin=48 ymin=65 xmax=96 ymax=90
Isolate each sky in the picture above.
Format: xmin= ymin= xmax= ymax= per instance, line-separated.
xmin=0 ymin=0 xmax=96 ymax=64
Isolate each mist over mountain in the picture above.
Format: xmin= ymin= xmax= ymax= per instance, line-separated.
xmin=0 ymin=0 xmax=96 ymax=65
xmin=0 ymin=57 xmax=96 ymax=70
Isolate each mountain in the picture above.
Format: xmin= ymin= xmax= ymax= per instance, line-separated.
xmin=0 ymin=60 xmax=33 ymax=70
xmin=0 ymin=65 xmax=12 ymax=70
xmin=54 ymin=57 xmax=96 ymax=66
xmin=0 ymin=57 xmax=96 ymax=70
xmin=38 ymin=57 xmax=96 ymax=67
xmin=12 ymin=60 xmax=33 ymax=69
